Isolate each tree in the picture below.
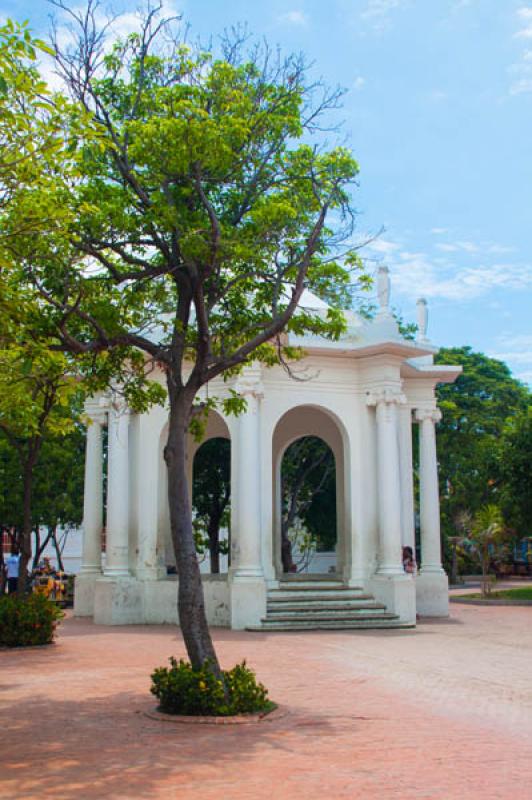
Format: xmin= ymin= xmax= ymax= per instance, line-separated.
xmin=192 ymin=438 xmax=231 ymax=574
xmin=498 ymin=407 xmax=532 ymax=535
xmin=0 ymin=335 xmax=83 ymax=593
xmin=434 ymin=347 xmax=530 ymax=540
xmin=16 ymin=1 xmax=364 ymax=672
xmin=457 ymin=505 xmax=510 ymax=597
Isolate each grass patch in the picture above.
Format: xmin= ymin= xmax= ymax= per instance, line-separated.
xmin=454 ymin=587 xmax=532 ymax=601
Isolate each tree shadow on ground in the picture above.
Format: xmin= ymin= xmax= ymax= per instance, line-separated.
xmin=0 ymin=690 xmax=332 ymax=800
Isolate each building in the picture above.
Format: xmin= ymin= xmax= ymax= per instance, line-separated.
xmin=74 ymin=268 xmax=460 ymax=629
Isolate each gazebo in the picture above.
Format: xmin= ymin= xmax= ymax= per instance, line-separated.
xmin=74 ymin=267 xmax=460 ymax=630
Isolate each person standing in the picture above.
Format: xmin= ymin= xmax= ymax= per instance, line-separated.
xmin=6 ymin=547 xmax=20 ymax=594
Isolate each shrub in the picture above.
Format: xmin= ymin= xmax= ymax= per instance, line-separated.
xmin=0 ymin=594 xmax=64 ymax=647
xmin=150 ymin=658 xmax=275 ymax=717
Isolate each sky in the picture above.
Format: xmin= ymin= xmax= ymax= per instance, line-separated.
xmin=4 ymin=0 xmax=532 ymax=383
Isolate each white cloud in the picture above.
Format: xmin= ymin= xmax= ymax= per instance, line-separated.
xmin=510 ymin=10 xmax=532 ymax=93
xmin=353 ymin=76 xmax=366 ymax=90
xmin=515 ymin=6 xmax=532 ymax=38
xmin=360 ymin=0 xmax=406 ymax=33
xmin=277 ymin=11 xmax=308 ymax=26
xmin=431 ymin=227 xmax=448 ymax=235
xmin=368 ymin=237 xmax=532 ymax=301
xmin=488 ymin=334 xmax=532 ymax=383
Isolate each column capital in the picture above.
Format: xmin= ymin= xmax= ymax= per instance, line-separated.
xmin=84 ymin=395 xmax=109 ymax=425
xmin=365 ymin=385 xmax=406 ymax=407
xmin=235 ymin=366 xmax=264 ymax=400
xmin=415 ymin=405 xmax=442 ymax=424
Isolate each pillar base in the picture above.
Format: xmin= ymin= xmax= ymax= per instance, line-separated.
xmin=230 ymin=575 xmax=267 ymax=630
xmin=93 ymin=577 xmax=143 ymax=625
xmin=73 ymin=572 xmax=101 ymax=617
xmin=416 ymin=571 xmax=449 ymax=617
xmin=368 ymin=573 xmax=416 ymax=624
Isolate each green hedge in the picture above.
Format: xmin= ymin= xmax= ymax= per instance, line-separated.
xmin=0 ymin=594 xmax=64 ymax=647
xmin=151 ymin=657 xmax=274 ymax=716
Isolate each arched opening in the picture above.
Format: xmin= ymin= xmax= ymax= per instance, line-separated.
xmin=158 ymin=410 xmax=231 ymax=575
xmin=281 ymin=436 xmax=336 ymax=574
xmin=192 ymin=437 xmax=231 ymax=574
xmin=272 ymin=405 xmax=347 ymax=579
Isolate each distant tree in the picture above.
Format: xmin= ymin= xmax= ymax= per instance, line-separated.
xmin=192 ymin=438 xmax=230 ymax=574
xmin=498 ymin=407 xmax=532 ymax=535
xmin=434 ymin=347 xmax=530 ymax=539
xmin=457 ymin=505 xmax=510 ymax=597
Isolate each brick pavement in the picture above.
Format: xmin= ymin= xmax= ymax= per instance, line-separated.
xmin=1 ymin=604 xmax=531 ymax=800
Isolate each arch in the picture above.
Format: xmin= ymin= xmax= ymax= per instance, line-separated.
xmin=157 ymin=410 xmax=231 ymax=573
xmin=272 ymin=404 xmax=349 ymax=579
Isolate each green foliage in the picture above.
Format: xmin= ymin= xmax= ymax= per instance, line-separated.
xmin=457 ymin=505 xmax=511 ymax=596
xmin=150 ymin=657 xmax=273 ymax=716
xmin=498 ymin=407 xmax=532 ymax=533
xmin=0 ymin=593 xmax=64 ymax=647
xmin=435 ymin=347 xmax=531 ymax=537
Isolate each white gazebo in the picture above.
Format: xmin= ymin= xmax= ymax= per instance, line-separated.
xmin=74 ymin=268 xmax=460 ymax=630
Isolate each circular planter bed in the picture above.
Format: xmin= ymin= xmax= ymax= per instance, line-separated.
xmin=144 ymin=704 xmax=283 ymax=725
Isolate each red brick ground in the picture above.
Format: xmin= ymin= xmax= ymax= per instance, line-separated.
xmin=1 ymin=604 xmax=531 ymax=799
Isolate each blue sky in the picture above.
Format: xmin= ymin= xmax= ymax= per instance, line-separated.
xmin=6 ymin=0 xmax=532 ymax=382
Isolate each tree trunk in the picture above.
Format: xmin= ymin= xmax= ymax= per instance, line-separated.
xmin=208 ymin=517 xmax=221 ymax=575
xmin=164 ymin=391 xmax=222 ymax=674
xmin=51 ymin=526 xmax=64 ymax=572
xmin=280 ymin=521 xmax=295 ymax=573
xmin=17 ymin=460 xmax=34 ymax=597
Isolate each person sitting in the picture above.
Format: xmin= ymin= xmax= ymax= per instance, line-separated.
xmin=402 ymin=546 xmax=417 ymax=576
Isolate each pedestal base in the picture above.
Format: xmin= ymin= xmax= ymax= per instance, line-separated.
xmin=416 ymin=571 xmax=449 ymax=617
xmin=81 ymin=575 xmax=231 ymax=626
xmin=230 ymin=576 xmax=267 ymax=630
xmin=368 ymin=573 xmax=416 ymax=624
xmin=73 ymin=572 xmax=101 ymax=617
xmin=93 ymin=577 xmax=143 ymax=625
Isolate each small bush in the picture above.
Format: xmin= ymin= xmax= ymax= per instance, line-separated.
xmin=0 ymin=594 xmax=64 ymax=647
xmin=150 ymin=657 xmax=275 ymax=717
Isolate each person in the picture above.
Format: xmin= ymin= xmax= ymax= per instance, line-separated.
xmin=402 ymin=545 xmax=416 ymax=576
xmin=6 ymin=547 xmax=20 ymax=594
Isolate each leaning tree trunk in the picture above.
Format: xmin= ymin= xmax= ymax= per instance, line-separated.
xmin=18 ymin=460 xmax=35 ymax=597
xmin=280 ymin=521 xmax=295 ymax=573
xmin=164 ymin=392 xmax=222 ymax=674
xmin=208 ymin=517 xmax=221 ymax=575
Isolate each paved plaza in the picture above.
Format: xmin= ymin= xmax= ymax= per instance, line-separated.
xmin=1 ymin=603 xmax=531 ymax=800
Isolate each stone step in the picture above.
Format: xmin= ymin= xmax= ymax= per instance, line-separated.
xmin=262 ymin=611 xmax=399 ymax=623
xmin=277 ymin=581 xmax=356 ymax=591
xmin=270 ymin=590 xmax=368 ymax=602
xmin=267 ymin=602 xmax=387 ymax=615
xmin=268 ymin=592 xmax=375 ymax=605
xmin=247 ymin=618 xmax=413 ymax=632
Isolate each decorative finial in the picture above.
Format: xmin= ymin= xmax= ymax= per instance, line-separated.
xmin=416 ymin=297 xmax=428 ymax=341
xmin=377 ymin=266 xmax=391 ymax=315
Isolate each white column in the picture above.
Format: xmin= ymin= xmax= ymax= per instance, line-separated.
xmin=416 ymin=406 xmax=444 ymax=574
xmin=136 ymin=416 xmax=160 ymax=580
xmin=232 ymin=373 xmax=263 ymax=579
xmin=104 ymin=397 xmax=130 ymax=577
xmin=80 ymin=404 xmax=106 ymax=574
xmin=398 ymin=404 xmax=415 ymax=550
xmin=367 ymin=387 xmax=405 ymax=575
